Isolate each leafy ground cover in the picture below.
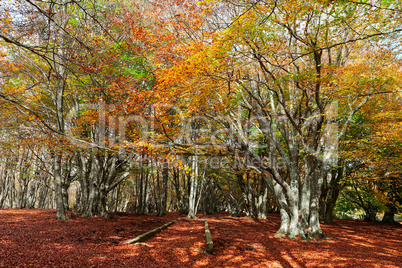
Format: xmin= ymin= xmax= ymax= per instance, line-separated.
xmin=0 ymin=209 xmax=400 ymax=267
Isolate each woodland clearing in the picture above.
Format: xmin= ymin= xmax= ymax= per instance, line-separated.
xmin=0 ymin=209 xmax=400 ymax=267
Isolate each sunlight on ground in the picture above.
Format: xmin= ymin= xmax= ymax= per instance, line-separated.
xmin=0 ymin=210 xmax=400 ymax=267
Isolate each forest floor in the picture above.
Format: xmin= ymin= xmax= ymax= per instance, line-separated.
xmin=0 ymin=209 xmax=401 ymax=267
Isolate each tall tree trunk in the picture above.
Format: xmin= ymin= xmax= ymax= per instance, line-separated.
xmin=157 ymin=164 xmax=168 ymax=216
xmin=187 ymin=155 xmax=198 ymax=219
xmin=298 ymin=162 xmax=311 ymax=239
xmin=269 ymin=179 xmax=290 ymax=237
xmin=321 ymin=165 xmax=344 ymax=224
xmin=54 ymin=153 xmax=68 ymax=220
xmin=309 ymin=170 xmax=325 ymax=237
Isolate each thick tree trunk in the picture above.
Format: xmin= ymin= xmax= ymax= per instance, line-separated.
xmin=381 ymin=211 xmax=396 ymax=224
xmin=269 ymin=176 xmax=290 ymax=237
xmin=62 ymin=184 xmax=69 ymax=211
xmin=276 ymin=208 xmax=290 ymax=238
xmin=298 ymin=175 xmax=311 ymax=239
xmin=322 ymin=189 xmax=340 ymax=224
xmin=364 ymin=204 xmax=378 ymax=222
xmin=309 ymin=181 xmax=324 ymax=237
xmin=308 ymin=166 xmax=325 ymax=237
xmin=269 ymin=166 xmax=325 ymax=240
xmin=287 ymin=188 xmax=300 ymax=239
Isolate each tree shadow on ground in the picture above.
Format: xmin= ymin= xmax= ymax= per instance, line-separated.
xmin=0 ymin=209 xmax=401 ymax=267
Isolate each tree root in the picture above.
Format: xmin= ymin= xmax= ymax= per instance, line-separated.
xmin=274 ymin=232 xmax=287 ymax=238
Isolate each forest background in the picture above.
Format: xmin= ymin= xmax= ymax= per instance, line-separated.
xmin=0 ymin=0 xmax=401 ymax=239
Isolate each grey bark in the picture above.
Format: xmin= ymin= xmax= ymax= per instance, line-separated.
xmin=187 ymin=155 xmax=199 ymax=219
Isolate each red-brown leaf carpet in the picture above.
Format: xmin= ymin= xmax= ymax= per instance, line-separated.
xmin=0 ymin=209 xmax=400 ymax=267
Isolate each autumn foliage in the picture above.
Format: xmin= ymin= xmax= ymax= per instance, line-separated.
xmin=0 ymin=0 xmax=401 ymax=249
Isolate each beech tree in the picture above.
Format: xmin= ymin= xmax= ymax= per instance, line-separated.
xmin=161 ymin=0 xmax=402 ymax=238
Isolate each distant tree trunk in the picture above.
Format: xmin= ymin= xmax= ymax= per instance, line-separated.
xmin=54 ymin=153 xmax=68 ymax=220
xmin=199 ymin=177 xmax=218 ymax=215
xmin=364 ymin=204 xmax=379 ymax=222
xmin=381 ymin=211 xmax=395 ymax=224
xmin=320 ymin=165 xmax=344 ymax=224
xmin=157 ymin=164 xmax=168 ymax=216
xmin=9 ymin=175 xmax=15 ymax=208
xmin=256 ymin=175 xmax=268 ymax=220
xmin=77 ymin=151 xmax=90 ymax=214
xmin=37 ymin=183 xmax=49 ymax=209
xmin=27 ymin=181 xmax=38 ymax=209
xmin=238 ymin=173 xmax=254 ymax=218
xmin=172 ymin=166 xmax=188 ymax=214
xmin=187 ymin=155 xmax=199 ymax=219
xmin=135 ymin=158 xmax=150 ymax=215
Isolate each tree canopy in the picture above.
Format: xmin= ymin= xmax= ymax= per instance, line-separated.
xmin=1 ymin=0 xmax=401 ymax=238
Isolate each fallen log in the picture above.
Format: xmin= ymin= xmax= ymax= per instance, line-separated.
xmin=125 ymin=221 xmax=176 ymax=244
xmin=204 ymin=220 xmax=213 ymax=254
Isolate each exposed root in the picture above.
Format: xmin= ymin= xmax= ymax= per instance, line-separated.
xmin=274 ymin=232 xmax=287 ymax=238
xmin=287 ymin=235 xmax=296 ymax=240
xmin=55 ymin=215 xmax=69 ymax=221
xmin=311 ymin=231 xmax=326 ymax=239
xmin=274 ymin=230 xmax=327 ymax=241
